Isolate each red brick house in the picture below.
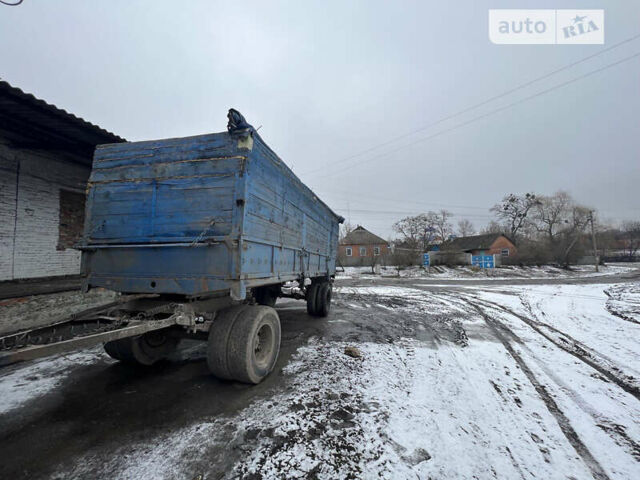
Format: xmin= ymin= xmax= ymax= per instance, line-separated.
xmin=446 ymin=233 xmax=517 ymax=257
xmin=339 ymin=226 xmax=389 ymax=267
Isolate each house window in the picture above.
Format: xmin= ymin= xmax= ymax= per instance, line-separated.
xmin=345 ymin=247 xmax=352 ymax=256
xmin=373 ymin=246 xmax=380 ymax=256
xmin=359 ymin=246 xmax=367 ymax=256
xmin=501 ymin=248 xmax=510 ymax=257
xmin=57 ymin=189 xmax=86 ymax=250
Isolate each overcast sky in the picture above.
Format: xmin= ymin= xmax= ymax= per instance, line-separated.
xmin=1 ymin=0 xmax=638 ymax=237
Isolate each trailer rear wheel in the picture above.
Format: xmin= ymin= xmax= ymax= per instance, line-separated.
xmin=104 ymin=330 xmax=178 ymax=366
xmin=306 ymin=283 xmax=320 ymax=315
xmin=206 ymin=305 xmax=249 ymax=380
xmin=307 ymin=281 xmax=331 ymax=317
xmin=316 ymin=282 xmax=332 ymax=317
xmin=207 ymin=305 xmax=281 ymax=384
xmin=254 ymin=285 xmax=279 ymax=307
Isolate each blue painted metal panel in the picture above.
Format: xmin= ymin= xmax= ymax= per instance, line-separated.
xmin=81 ymin=123 xmax=343 ymax=298
xmin=423 ymin=253 xmax=430 ymax=266
xmin=484 ymin=256 xmax=495 ymax=268
xmin=471 ymin=255 xmax=495 ymax=269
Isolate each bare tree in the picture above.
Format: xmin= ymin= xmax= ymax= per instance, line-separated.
xmin=393 ymin=216 xmax=421 ymax=250
xmin=530 ymin=192 xmax=592 ymax=266
xmin=621 ymin=221 xmax=640 ymax=259
xmin=393 ymin=213 xmax=437 ymax=251
xmin=531 ymin=191 xmax=572 ymax=244
xmin=490 ymin=193 xmax=539 ymax=242
xmin=434 ymin=209 xmax=453 ymax=243
xmin=481 ymin=220 xmax=503 ymax=234
xmin=367 ymin=245 xmax=387 ymax=274
xmin=457 ymin=219 xmax=475 ymax=237
xmin=595 ymin=228 xmax=617 ymax=258
xmin=559 ymin=205 xmax=591 ymax=266
xmin=339 ymin=221 xmax=355 ymax=242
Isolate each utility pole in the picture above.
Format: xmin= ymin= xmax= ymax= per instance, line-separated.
xmin=589 ymin=210 xmax=599 ymax=272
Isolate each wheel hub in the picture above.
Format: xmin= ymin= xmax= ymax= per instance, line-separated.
xmin=253 ymin=323 xmax=274 ymax=368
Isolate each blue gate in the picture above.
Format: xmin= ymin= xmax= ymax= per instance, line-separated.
xmin=471 ymin=255 xmax=495 ymax=269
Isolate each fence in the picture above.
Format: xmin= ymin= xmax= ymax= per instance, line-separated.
xmin=423 ymin=252 xmax=501 ymax=268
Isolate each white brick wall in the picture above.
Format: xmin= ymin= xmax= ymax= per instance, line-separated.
xmin=0 ymin=146 xmax=18 ymax=279
xmin=0 ymin=144 xmax=90 ymax=280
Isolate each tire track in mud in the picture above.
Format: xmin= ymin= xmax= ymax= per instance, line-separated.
xmin=435 ymin=290 xmax=640 ymax=472
xmin=471 ymin=297 xmax=640 ymax=464
xmin=431 ymin=290 xmax=640 ymax=402
xmin=475 ymin=297 xmax=640 ymax=402
xmin=468 ymin=302 xmax=612 ymax=480
xmin=604 ymin=288 xmax=640 ymax=325
xmin=519 ymin=294 xmax=640 ymax=378
xmin=606 ymin=307 xmax=640 ymax=324
xmin=334 ymin=289 xmax=469 ymax=347
xmin=337 ymin=286 xmax=634 ymax=478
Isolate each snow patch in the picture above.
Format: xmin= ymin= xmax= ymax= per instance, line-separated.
xmin=337 ymin=263 xmax=639 ymax=281
xmin=0 ymin=347 xmax=108 ymax=414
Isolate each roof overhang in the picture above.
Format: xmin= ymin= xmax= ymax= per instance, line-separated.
xmin=0 ymin=80 xmax=125 ymax=165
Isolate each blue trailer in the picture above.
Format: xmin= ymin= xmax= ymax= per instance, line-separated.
xmin=0 ymin=110 xmax=343 ymax=384
xmin=81 ymin=109 xmax=342 ymax=300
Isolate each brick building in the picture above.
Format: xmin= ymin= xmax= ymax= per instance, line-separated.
xmin=338 ymin=225 xmax=389 ymax=267
xmin=446 ymin=233 xmax=517 ymax=257
xmin=0 ymin=81 xmax=124 ymax=281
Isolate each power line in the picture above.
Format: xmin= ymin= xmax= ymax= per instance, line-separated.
xmin=317 ymin=186 xmax=491 ymax=211
xmin=328 ymin=191 xmax=636 ymax=223
xmin=334 ymin=207 xmax=495 ymax=219
xmin=320 ymin=187 xmax=639 ymax=221
xmin=313 ymin=51 xmax=640 ymax=180
xmin=301 ymin=33 xmax=640 ymax=176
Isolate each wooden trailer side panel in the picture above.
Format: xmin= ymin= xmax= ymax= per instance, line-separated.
xmin=239 ymin=134 xmax=340 ymax=283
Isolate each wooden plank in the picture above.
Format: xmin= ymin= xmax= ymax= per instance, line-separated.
xmin=94 ymin=133 xmax=235 ymax=165
xmin=90 ymin=157 xmax=242 ymax=182
xmin=86 ymin=170 xmax=237 ymax=242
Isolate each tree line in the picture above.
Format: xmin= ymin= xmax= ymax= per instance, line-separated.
xmin=390 ymin=191 xmax=640 ymax=266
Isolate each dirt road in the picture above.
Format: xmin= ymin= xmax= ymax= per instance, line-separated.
xmin=0 ymin=272 xmax=639 ymax=479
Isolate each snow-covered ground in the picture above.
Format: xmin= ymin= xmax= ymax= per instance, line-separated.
xmin=336 ymin=263 xmax=640 ymax=280
xmin=472 ymin=284 xmax=640 ymax=383
xmin=2 ymin=280 xmax=639 ymax=479
xmin=605 ymin=283 xmax=640 ymax=323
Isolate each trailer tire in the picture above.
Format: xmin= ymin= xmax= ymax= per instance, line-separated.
xmin=207 ymin=305 xmax=250 ymax=380
xmin=306 ymin=283 xmax=320 ymax=316
xmin=255 ymin=285 xmax=278 ymax=307
xmin=208 ymin=305 xmax=281 ymax=384
xmin=229 ymin=306 xmax=281 ymax=384
xmin=316 ymin=282 xmax=332 ymax=317
xmin=104 ymin=330 xmax=178 ymax=366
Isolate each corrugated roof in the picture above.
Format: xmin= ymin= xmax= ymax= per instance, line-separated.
xmin=341 ymin=226 xmax=388 ymax=246
xmin=0 ymin=80 xmax=125 ymax=164
xmin=446 ymin=233 xmax=508 ymax=251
